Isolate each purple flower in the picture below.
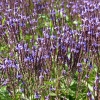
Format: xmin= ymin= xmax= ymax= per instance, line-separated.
xmin=77 ymin=63 xmax=82 ymax=72
xmin=0 ymin=64 xmax=6 ymax=69
xmin=77 ymin=63 xmax=82 ymax=67
xmin=39 ymin=73 xmax=44 ymax=84
xmin=2 ymin=79 xmax=9 ymax=86
xmin=44 ymin=34 xmax=50 ymax=38
xmin=87 ymin=90 xmax=92 ymax=96
xmin=34 ymin=92 xmax=41 ymax=99
xmin=62 ymin=70 xmax=67 ymax=76
xmin=45 ymin=95 xmax=50 ymax=100
xmin=9 ymin=52 xmax=14 ymax=57
xmin=20 ymin=88 xmax=24 ymax=93
xmin=50 ymin=86 xmax=56 ymax=91
xmin=12 ymin=64 xmax=19 ymax=70
xmin=43 ymin=55 xmax=50 ymax=59
xmin=51 ymin=35 xmax=56 ymax=39
xmin=44 ymin=69 xmax=50 ymax=75
xmin=16 ymin=44 xmax=23 ymax=51
xmin=84 ymin=58 xmax=89 ymax=63
xmin=85 ymin=74 xmax=89 ymax=79
xmin=50 ymin=9 xmax=56 ymax=15
xmin=93 ymin=86 xmax=97 ymax=91
xmin=78 ymin=67 xmax=82 ymax=72
xmin=16 ymin=74 xmax=23 ymax=79
xmin=4 ymin=58 xmax=12 ymax=65
xmin=24 ymin=57 xmax=30 ymax=62
xmin=89 ymin=62 xmax=93 ymax=69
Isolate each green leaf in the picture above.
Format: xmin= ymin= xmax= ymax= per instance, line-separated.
xmin=73 ymin=20 xmax=78 ymax=25
xmin=0 ymin=86 xmax=12 ymax=100
xmin=44 ymin=81 xmax=54 ymax=85
xmin=66 ymin=16 xmax=69 ymax=21
xmin=49 ymin=92 xmax=56 ymax=96
xmin=2 ymin=17 xmax=6 ymax=25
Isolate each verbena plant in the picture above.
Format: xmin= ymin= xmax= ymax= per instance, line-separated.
xmin=0 ymin=0 xmax=100 ymax=100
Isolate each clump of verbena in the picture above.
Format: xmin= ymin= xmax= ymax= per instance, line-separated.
xmin=0 ymin=0 xmax=100 ymax=100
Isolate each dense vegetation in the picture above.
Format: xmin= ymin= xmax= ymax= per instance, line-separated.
xmin=0 ymin=0 xmax=100 ymax=100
